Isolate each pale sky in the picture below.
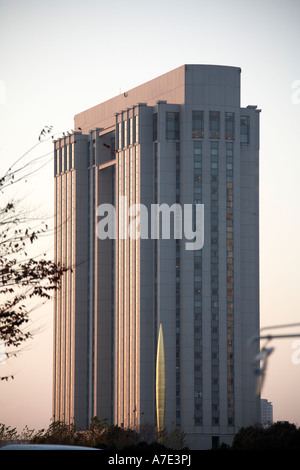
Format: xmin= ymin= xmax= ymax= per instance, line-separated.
xmin=0 ymin=0 xmax=300 ymax=432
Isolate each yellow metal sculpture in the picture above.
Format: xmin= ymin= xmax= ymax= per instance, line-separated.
xmin=156 ymin=323 xmax=166 ymax=432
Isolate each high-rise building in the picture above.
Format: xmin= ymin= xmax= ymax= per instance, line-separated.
xmin=53 ymin=64 xmax=261 ymax=449
xmin=261 ymin=399 xmax=273 ymax=427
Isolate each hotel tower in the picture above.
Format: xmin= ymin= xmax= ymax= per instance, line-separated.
xmin=53 ymin=64 xmax=261 ymax=449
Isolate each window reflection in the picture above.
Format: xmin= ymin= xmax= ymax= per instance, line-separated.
xmin=192 ymin=111 xmax=204 ymax=138
xmin=166 ymin=112 xmax=179 ymax=140
xmin=240 ymin=116 xmax=250 ymax=143
xmin=209 ymin=111 xmax=220 ymax=139
xmin=225 ymin=112 xmax=235 ymax=140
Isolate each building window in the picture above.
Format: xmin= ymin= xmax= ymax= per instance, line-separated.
xmin=111 ymin=133 xmax=116 ymax=159
xmin=62 ymin=146 xmax=68 ymax=172
xmin=192 ymin=111 xmax=204 ymax=138
xmin=209 ymin=111 xmax=220 ymax=139
xmin=72 ymin=143 xmax=75 ymax=168
xmin=54 ymin=149 xmax=58 ymax=175
xmin=123 ymin=120 xmax=127 ymax=148
xmin=153 ymin=113 xmax=157 ymax=141
xmin=166 ymin=112 xmax=179 ymax=140
xmin=225 ymin=112 xmax=235 ymax=140
xmin=129 ymin=117 xmax=133 ymax=146
xmin=210 ymin=141 xmax=219 ymax=157
xmin=92 ymin=140 xmax=96 ymax=166
xmin=135 ymin=115 xmax=139 ymax=143
xmin=58 ymin=148 xmax=62 ymax=174
xmin=68 ymin=144 xmax=72 ymax=169
xmin=240 ymin=116 xmax=250 ymax=143
xmin=118 ymin=122 xmax=122 ymax=149
xmin=66 ymin=146 xmax=70 ymax=171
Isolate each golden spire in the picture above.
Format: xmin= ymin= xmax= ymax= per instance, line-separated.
xmin=156 ymin=323 xmax=166 ymax=432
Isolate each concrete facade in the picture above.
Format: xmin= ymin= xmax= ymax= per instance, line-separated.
xmin=53 ymin=64 xmax=261 ymax=449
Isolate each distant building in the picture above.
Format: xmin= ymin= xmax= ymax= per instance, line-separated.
xmin=261 ymin=399 xmax=273 ymax=426
xmin=53 ymin=64 xmax=261 ymax=449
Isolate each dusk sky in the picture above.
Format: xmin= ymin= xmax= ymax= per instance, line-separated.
xmin=0 ymin=0 xmax=300 ymax=432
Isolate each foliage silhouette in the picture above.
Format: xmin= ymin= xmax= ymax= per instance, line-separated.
xmin=232 ymin=422 xmax=300 ymax=450
xmin=0 ymin=126 xmax=68 ymax=380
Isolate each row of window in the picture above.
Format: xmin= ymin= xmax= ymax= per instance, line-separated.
xmin=193 ymin=111 xmax=249 ymax=142
xmin=175 ymin=142 xmax=181 ymax=427
xmin=117 ymin=115 xmax=139 ymax=150
xmin=226 ymin=142 xmax=235 ymax=427
xmin=55 ymin=144 xmax=74 ymax=175
xmin=153 ymin=111 xmax=250 ymax=143
xmin=210 ymin=142 xmax=220 ymax=427
xmin=194 ymin=140 xmax=203 ymax=427
xmin=193 ymin=141 xmax=235 ymax=427
xmin=55 ymin=132 xmax=116 ymax=175
xmin=116 ymin=147 xmax=140 ymax=425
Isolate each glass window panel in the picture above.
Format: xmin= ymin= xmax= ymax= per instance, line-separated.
xmin=135 ymin=115 xmax=139 ymax=143
xmin=129 ymin=117 xmax=133 ymax=145
xmin=92 ymin=140 xmax=96 ymax=166
xmin=118 ymin=122 xmax=122 ymax=149
xmin=123 ymin=120 xmax=127 ymax=147
xmin=210 ymin=141 xmax=219 ymax=156
xmin=240 ymin=116 xmax=250 ymax=143
xmin=225 ymin=112 xmax=235 ymax=140
xmin=153 ymin=113 xmax=157 ymax=141
xmin=209 ymin=111 xmax=220 ymax=139
xmin=192 ymin=110 xmax=204 ymax=138
xmin=166 ymin=112 xmax=180 ymax=140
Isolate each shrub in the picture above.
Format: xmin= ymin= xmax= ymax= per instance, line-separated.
xmin=232 ymin=422 xmax=300 ymax=450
